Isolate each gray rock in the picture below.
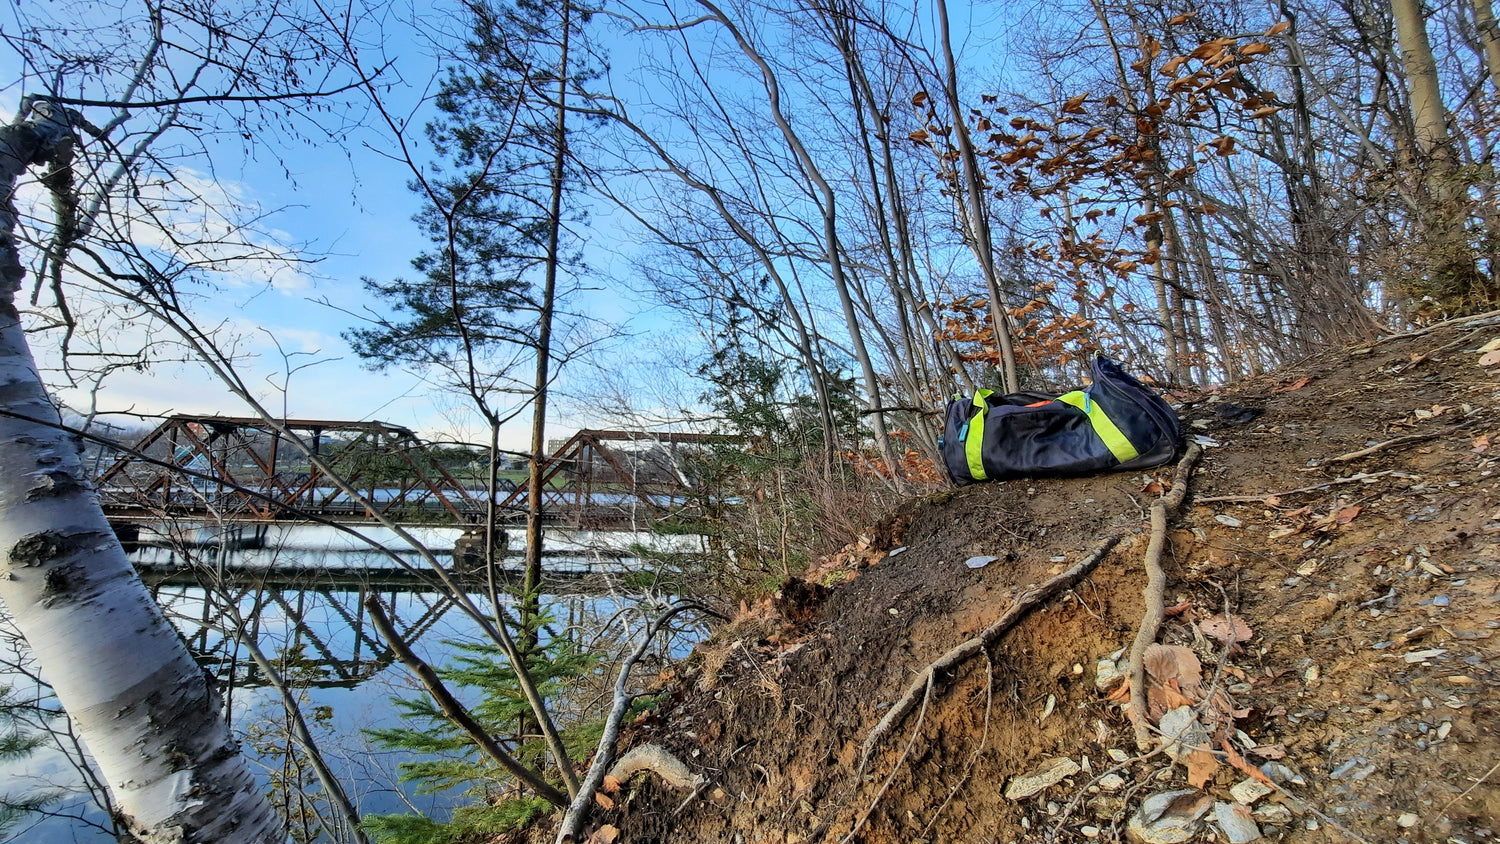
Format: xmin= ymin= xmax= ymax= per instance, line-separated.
xmin=1125 ymin=790 xmax=1212 ymax=844
xmin=1229 ymin=779 xmax=1274 ymax=805
xmin=1158 ymin=707 xmax=1210 ymax=762
xmin=1004 ymin=757 xmax=1080 ymax=801
xmin=1252 ymin=804 xmax=1293 ymax=825
xmin=1096 ymin=656 xmax=1127 ymax=692
xmin=1213 ymin=801 xmax=1263 ymax=843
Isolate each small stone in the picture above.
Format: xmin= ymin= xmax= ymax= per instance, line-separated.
xmin=1260 ymin=762 xmax=1306 ymax=786
xmin=1397 ymin=812 xmax=1419 ymax=828
xmin=1126 ymin=790 xmax=1212 ymax=844
xmin=1080 ymin=826 xmax=1101 ymax=839
xmin=1252 ymin=804 xmax=1293 ymax=824
xmin=1438 ymin=722 xmax=1453 ymax=741
xmin=1216 ymin=514 xmax=1244 ymax=527
xmin=1213 ymin=801 xmax=1263 ymax=843
xmin=1432 ymin=594 xmax=1450 ymax=607
xmin=1405 ymin=648 xmax=1447 ymax=663
xmin=1108 ymin=748 xmax=1131 ymax=763
xmin=1159 ymin=707 xmax=1210 ymax=762
xmin=1099 ymin=773 xmax=1127 ymax=792
xmin=1004 ymin=757 xmax=1080 ymax=801
xmin=965 ymin=555 xmax=999 ymax=569
xmin=1096 ymin=657 xmax=1127 ymax=692
xmin=1229 ymin=779 xmax=1274 ymax=805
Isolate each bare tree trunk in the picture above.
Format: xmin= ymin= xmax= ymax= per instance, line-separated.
xmin=934 ymin=0 xmax=1019 ymax=393
xmin=1475 ymin=0 xmax=1500 ymax=93
xmin=694 ymin=0 xmax=908 ymax=487
xmin=525 ymin=0 xmax=573 ymax=643
xmin=1393 ymin=0 xmax=1453 ymax=164
xmin=0 ymin=103 xmax=283 ymax=844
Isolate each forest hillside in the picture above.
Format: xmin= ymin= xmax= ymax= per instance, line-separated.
xmin=595 ymin=313 xmax=1500 ymax=844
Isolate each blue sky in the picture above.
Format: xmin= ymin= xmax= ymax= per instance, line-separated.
xmin=1 ymin=2 xmax=681 ymax=452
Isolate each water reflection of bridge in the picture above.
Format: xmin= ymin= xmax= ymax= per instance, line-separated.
xmin=152 ymin=578 xmax=463 ymax=690
xmin=134 ymin=525 xmax=700 ymax=689
xmin=151 ymin=573 xmax=614 ymax=691
xmin=97 ymin=415 xmax=733 ymax=531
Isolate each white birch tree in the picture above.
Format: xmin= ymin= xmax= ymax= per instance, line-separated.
xmin=0 ymin=99 xmax=283 ymax=843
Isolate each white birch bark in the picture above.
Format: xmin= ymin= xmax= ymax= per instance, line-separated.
xmin=0 ymin=103 xmax=283 ymax=844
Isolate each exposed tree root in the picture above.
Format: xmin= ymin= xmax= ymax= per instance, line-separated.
xmin=840 ymin=672 xmax=935 ymax=844
xmin=1126 ymin=443 xmax=1204 ymax=751
xmin=858 ymin=530 xmax=1127 ymax=772
xmin=607 ymin=743 xmax=704 ymax=791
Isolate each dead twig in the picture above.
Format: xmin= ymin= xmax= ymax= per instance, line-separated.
xmin=1196 ymin=470 xmax=1396 ymax=503
xmin=1392 ymin=327 xmax=1491 ymax=371
xmin=920 ymin=655 xmax=994 ymax=837
xmin=1370 ymin=309 xmax=1500 ymax=345
xmin=1322 ymin=434 xmax=1440 ymax=464
xmin=1127 ymin=444 xmax=1205 ymax=751
xmin=857 ymin=530 xmax=1127 ymax=772
xmin=839 ymin=672 xmax=935 ymax=844
xmin=1438 ymin=759 xmax=1500 ymax=817
xmin=365 ymin=597 xmax=568 ymax=807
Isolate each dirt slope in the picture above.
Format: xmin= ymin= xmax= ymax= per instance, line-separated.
xmin=604 ymin=315 xmax=1500 ymax=844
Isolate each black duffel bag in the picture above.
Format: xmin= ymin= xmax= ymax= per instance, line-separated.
xmin=940 ymin=356 xmax=1181 ymax=485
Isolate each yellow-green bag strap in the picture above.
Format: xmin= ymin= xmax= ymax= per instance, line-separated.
xmin=965 ymin=389 xmax=993 ymax=481
xmin=1057 ymin=390 xmax=1140 ymax=463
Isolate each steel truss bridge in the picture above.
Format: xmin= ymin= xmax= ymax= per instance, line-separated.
xmin=97 ymin=415 xmax=731 ymax=531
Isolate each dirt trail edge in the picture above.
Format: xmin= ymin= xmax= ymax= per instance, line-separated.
xmin=596 ymin=317 xmax=1500 ymax=844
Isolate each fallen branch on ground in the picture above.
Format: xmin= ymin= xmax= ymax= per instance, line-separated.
xmin=608 ymin=743 xmax=703 ymax=791
xmin=1126 ymin=443 xmax=1205 ymax=751
xmin=858 ymin=531 xmax=1127 ymax=772
xmin=1322 ymin=434 xmax=1440 ymax=464
xmin=1371 ymin=309 xmax=1500 ymax=345
xmin=1196 ymin=470 xmax=1395 ymax=504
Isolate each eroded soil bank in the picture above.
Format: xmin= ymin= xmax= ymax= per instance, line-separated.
xmin=596 ymin=316 xmax=1500 ymax=844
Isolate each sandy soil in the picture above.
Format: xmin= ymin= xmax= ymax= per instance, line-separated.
xmin=595 ymin=315 xmax=1500 ymax=844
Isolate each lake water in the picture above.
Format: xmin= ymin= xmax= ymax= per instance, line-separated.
xmin=0 ymin=524 xmax=709 ymax=843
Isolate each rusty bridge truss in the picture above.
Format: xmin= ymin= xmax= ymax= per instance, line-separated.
xmin=96 ymin=415 xmax=731 ymax=530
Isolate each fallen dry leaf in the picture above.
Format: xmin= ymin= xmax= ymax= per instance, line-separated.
xmin=1185 ymin=747 xmax=1220 ymax=787
xmin=1273 ymin=376 xmax=1311 ymax=393
xmin=1198 ymin=613 xmax=1254 ymax=644
xmin=593 ymin=791 xmax=616 ymax=810
xmin=1474 ymin=435 xmax=1491 ymax=453
xmin=585 ymin=824 xmax=620 ymax=844
xmin=1141 ymin=478 xmax=1165 ymax=495
xmin=1335 ymin=505 xmax=1362 ymax=524
xmin=603 ymin=775 xmax=622 ymax=793
xmin=1144 ymin=644 xmax=1205 ymax=699
xmin=1480 ymin=349 xmax=1500 ymax=367
xmin=1249 ymin=744 xmax=1287 ymax=759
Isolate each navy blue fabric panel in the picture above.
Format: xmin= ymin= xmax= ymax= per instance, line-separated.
xmin=939 ymin=356 xmax=1181 ymax=485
